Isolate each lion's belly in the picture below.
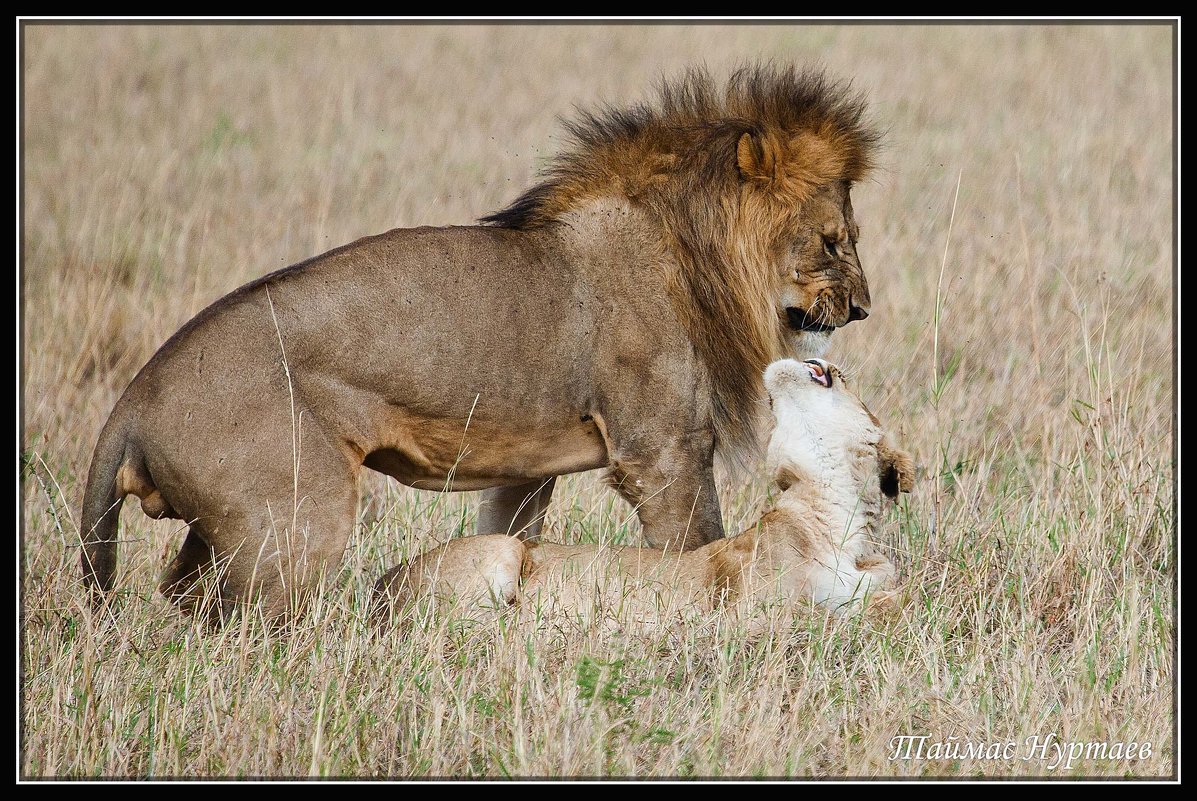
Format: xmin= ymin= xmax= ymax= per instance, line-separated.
xmin=362 ymin=414 xmax=609 ymax=491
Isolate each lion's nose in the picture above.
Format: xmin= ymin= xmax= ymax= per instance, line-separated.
xmin=847 ymin=302 xmax=870 ymax=322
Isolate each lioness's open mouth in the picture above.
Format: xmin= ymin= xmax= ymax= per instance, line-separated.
xmin=786 ymin=307 xmax=836 ymax=334
xmin=803 ymin=359 xmax=833 ymax=388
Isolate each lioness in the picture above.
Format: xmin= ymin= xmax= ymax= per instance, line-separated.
xmin=373 ymin=358 xmax=914 ymax=622
xmin=81 ymin=66 xmax=880 ymax=619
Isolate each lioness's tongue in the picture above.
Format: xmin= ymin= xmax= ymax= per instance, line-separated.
xmin=804 ymin=361 xmax=831 ymax=387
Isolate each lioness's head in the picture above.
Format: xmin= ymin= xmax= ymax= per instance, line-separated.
xmin=763 ymin=358 xmax=912 ymax=500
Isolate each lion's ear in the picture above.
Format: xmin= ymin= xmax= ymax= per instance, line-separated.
xmin=737 ymin=131 xmax=779 ymax=183
xmin=877 ymin=434 xmax=915 ymax=499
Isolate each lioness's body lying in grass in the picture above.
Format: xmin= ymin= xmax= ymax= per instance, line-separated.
xmin=375 ymin=359 xmax=913 ymax=623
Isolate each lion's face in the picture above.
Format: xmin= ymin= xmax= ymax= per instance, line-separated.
xmin=776 ymin=181 xmax=870 ymax=359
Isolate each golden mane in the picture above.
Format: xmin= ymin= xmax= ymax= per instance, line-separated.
xmin=482 ymin=65 xmax=880 ymax=460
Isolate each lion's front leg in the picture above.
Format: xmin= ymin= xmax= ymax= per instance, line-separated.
xmin=475 ymin=477 xmax=557 ymax=541
xmin=606 ymin=432 xmax=724 ymax=551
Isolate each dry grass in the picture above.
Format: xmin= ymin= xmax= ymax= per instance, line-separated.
xmin=20 ymin=24 xmax=1174 ymax=778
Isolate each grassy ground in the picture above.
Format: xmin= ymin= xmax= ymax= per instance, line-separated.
xmin=20 ymin=24 xmax=1174 ymax=778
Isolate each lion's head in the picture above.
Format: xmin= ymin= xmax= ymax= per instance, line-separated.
xmin=482 ymin=65 xmax=880 ymax=461
xmin=771 ymin=181 xmax=870 ymax=358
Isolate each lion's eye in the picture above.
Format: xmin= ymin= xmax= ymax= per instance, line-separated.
xmin=823 ymin=238 xmax=840 ymax=259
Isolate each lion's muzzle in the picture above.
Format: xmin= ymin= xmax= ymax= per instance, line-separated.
xmin=785 ymin=306 xmax=837 ymax=334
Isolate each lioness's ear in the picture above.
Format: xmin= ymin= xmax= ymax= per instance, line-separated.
xmin=877 ymin=434 xmax=915 ymax=499
xmin=737 ymin=130 xmax=778 ymax=183
xmin=773 ymin=463 xmax=800 ymax=492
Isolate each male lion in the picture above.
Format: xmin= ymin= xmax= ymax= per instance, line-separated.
xmin=372 ymin=358 xmax=914 ymax=623
xmin=80 ymin=66 xmax=879 ymax=620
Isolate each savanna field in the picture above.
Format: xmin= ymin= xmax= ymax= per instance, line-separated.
xmin=20 ymin=25 xmax=1174 ymax=778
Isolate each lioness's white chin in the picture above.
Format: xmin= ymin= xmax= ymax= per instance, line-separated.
xmin=789 ymin=331 xmax=831 ymax=360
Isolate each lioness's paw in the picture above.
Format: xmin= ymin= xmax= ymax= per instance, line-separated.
xmin=863 ymin=587 xmax=905 ymax=619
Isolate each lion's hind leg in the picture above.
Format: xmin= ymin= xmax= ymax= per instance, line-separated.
xmin=158 ymin=525 xmax=224 ymax=620
xmin=153 ymin=426 xmax=361 ymax=624
xmin=157 ymin=502 xmax=359 ymax=625
xmin=219 ymin=481 xmax=359 ymax=622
